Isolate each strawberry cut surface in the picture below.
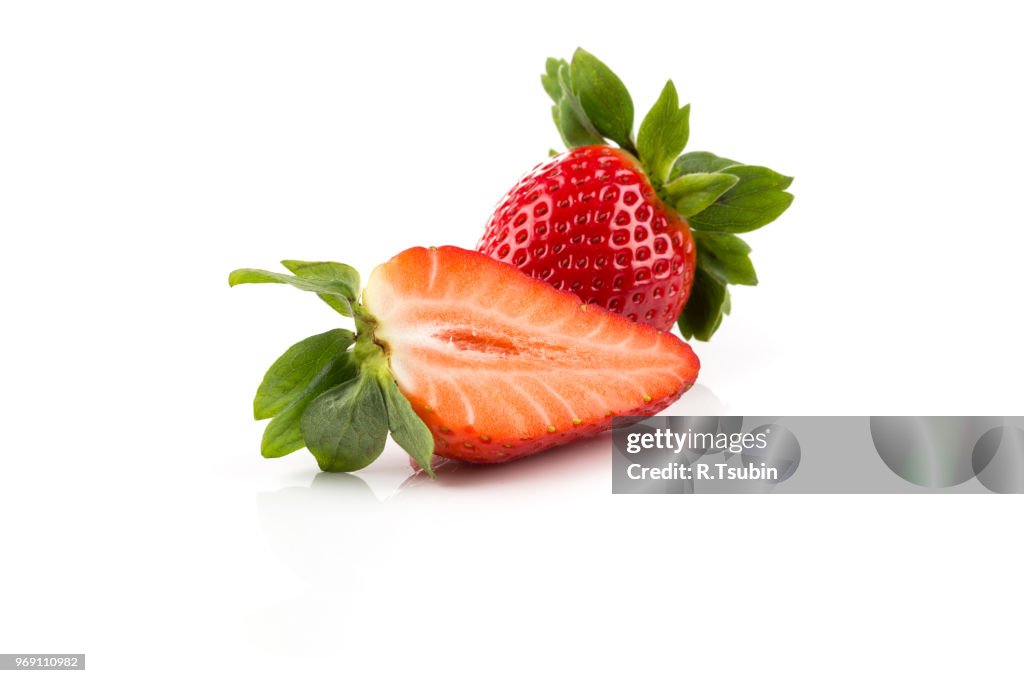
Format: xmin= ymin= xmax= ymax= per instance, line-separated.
xmin=477 ymin=146 xmax=697 ymax=332
xmin=363 ymin=246 xmax=699 ymax=463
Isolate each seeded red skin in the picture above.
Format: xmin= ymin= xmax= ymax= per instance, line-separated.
xmin=477 ymin=145 xmax=697 ymax=331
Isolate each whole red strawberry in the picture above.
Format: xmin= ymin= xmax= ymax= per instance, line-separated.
xmin=478 ymin=49 xmax=794 ymax=340
xmin=478 ymin=145 xmax=696 ymax=330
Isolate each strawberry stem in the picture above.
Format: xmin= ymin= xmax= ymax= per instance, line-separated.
xmin=351 ymin=301 xmax=381 ymax=359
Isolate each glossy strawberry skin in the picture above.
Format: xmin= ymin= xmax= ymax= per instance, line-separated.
xmin=477 ymin=145 xmax=697 ymax=331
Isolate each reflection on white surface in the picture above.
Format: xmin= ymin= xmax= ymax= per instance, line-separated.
xmin=671 ymin=382 xmax=727 ymax=416
xmin=248 ymin=383 xmax=725 ymax=656
xmin=252 ymin=451 xmax=612 ymax=658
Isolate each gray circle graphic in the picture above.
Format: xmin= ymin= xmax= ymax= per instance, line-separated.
xmin=870 ymin=417 xmax=1003 ymax=488
xmin=741 ymin=424 xmax=800 ymax=483
xmin=972 ymin=426 xmax=1024 ymax=494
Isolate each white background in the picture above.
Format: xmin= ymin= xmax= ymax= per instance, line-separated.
xmin=2 ymin=1 xmax=1022 ymax=680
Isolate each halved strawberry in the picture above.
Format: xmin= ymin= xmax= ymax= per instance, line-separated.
xmin=478 ymin=49 xmax=794 ymax=341
xmin=364 ymin=246 xmax=698 ymax=462
xmin=230 ymin=246 xmax=699 ymax=474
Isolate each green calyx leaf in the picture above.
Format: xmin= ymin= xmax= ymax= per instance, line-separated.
xmin=296 ymin=353 xmax=438 ymax=475
xmin=551 ymin=62 xmax=604 ymax=148
xmin=669 ymin=152 xmax=794 ymax=339
xmin=663 ymin=172 xmax=738 ymax=218
xmin=301 ymin=368 xmax=389 ymax=472
xmin=678 ymin=268 xmax=730 ymax=342
xmin=254 ymin=329 xmax=355 ymax=420
xmin=541 ymin=57 xmax=566 ymax=102
xmin=556 ymin=99 xmax=605 ymax=148
xmin=228 ymin=264 xmax=359 ymax=316
xmin=542 ymin=49 xmax=638 ymax=152
xmin=280 ymin=260 xmax=360 ymax=291
xmin=637 ymin=80 xmax=690 ymax=185
xmin=282 ymin=260 xmax=360 ymax=316
xmin=231 ymin=261 xmax=439 ymax=474
xmin=261 ymin=349 xmax=358 ymax=458
xmin=249 ymin=328 xmax=358 ymax=458
xmin=380 ymin=374 xmax=436 ymax=478
xmin=694 ymin=232 xmax=757 ymax=286
xmin=671 ymin=151 xmax=741 ymax=176
xmin=569 ymin=48 xmax=635 ymax=151
xmin=683 ymin=163 xmax=794 ymax=234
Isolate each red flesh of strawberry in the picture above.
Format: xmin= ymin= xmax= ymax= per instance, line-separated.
xmin=363 ymin=246 xmax=700 ymax=463
xmin=477 ymin=146 xmax=697 ymax=332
